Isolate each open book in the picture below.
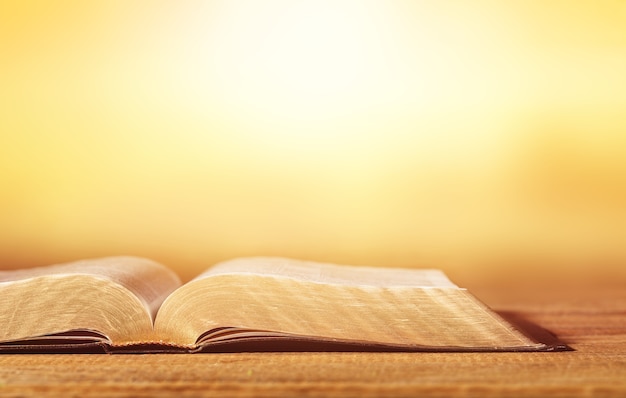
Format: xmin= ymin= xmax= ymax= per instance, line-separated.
xmin=0 ymin=256 xmax=560 ymax=353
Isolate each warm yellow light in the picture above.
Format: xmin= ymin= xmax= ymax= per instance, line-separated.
xmin=190 ymin=0 xmax=518 ymax=158
xmin=212 ymin=1 xmax=380 ymax=113
xmin=1 ymin=1 xmax=625 ymax=279
xmin=202 ymin=0 xmax=418 ymax=153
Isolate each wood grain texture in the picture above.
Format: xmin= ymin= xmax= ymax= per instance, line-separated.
xmin=0 ymin=281 xmax=624 ymax=397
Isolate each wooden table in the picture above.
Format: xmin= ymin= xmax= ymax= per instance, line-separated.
xmin=1 ymin=274 xmax=624 ymax=397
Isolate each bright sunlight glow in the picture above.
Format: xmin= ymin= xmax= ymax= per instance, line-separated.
xmin=208 ymin=1 xmax=400 ymax=123
xmin=2 ymin=0 xmax=626 ymax=277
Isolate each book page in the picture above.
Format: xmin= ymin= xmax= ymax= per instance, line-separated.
xmin=0 ymin=256 xmax=181 ymax=320
xmin=0 ymin=257 xmax=181 ymax=346
xmin=155 ymin=258 xmax=541 ymax=350
xmin=193 ymin=257 xmax=459 ymax=288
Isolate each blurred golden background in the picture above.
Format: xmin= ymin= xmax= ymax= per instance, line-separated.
xmin=1 ymin=1 xmax=625 ymax=283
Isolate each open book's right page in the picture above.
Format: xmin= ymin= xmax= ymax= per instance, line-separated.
xmin=154 ymin=257 xmax=550 ymax=351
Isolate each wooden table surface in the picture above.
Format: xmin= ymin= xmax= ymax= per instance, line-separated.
xmin=1 ymin=273 xmax=625 ymax=397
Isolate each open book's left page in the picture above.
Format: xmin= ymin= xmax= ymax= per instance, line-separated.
xmin=0 ymin=257 xmax=181 ymax=348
